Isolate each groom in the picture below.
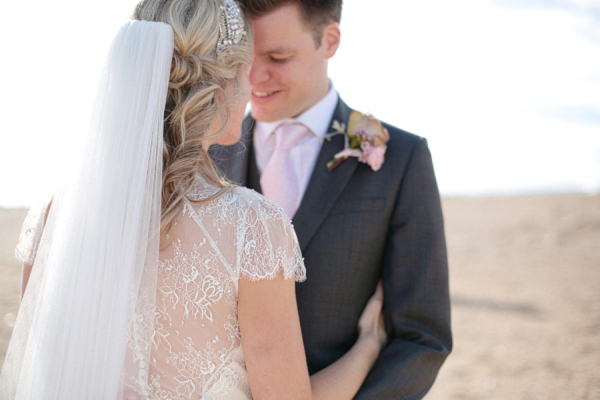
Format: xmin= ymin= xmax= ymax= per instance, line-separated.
xmin=213 ymin=0 xmax=452 ymax=397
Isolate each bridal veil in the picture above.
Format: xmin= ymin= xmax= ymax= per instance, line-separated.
xmin=1 ymin=20 xmax=173 ymax=398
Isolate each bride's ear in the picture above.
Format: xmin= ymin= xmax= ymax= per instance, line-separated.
xmin=323 ymin=22 xmax=341 ymax=59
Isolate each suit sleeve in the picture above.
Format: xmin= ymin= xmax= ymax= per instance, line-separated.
xmin=355 ymin=138 xmax=452 ymax=399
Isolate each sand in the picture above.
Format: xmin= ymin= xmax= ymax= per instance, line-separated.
xmin=1 ymin=195 xmax=599 ymax=398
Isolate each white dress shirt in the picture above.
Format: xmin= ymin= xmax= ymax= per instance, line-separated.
xmin=254 ymin=82 xmax=338 ymax=201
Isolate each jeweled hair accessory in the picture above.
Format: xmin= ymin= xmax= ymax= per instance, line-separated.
xmin=217 ymin=0 xmax=247 ymax=53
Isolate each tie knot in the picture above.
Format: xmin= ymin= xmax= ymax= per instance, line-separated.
xmin=274 ymin=122 xmax=310 ymax=151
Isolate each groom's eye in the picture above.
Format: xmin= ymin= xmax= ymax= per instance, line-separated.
xmin=270 ymin=55 xmax=290 ymax=63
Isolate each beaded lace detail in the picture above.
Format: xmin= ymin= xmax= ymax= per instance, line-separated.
xmin=15 ymin=178 xmax=306 ymax=399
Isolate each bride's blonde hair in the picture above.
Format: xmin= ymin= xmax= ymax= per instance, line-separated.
xmin=133 ymin=0 xmax=252 ymax=236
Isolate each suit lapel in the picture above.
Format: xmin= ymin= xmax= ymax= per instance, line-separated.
xmin=246 ymin=141 xmax=262 ymax=194
xmin=292 ymin=98 xmax=357 ymax=251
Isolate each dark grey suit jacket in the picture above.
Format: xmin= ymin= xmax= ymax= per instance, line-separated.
xmin=211 ymin=97 xmax=452 ymax=399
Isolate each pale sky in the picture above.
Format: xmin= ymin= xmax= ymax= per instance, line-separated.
xmin=1 ymin=0 xmax=599 ymax=207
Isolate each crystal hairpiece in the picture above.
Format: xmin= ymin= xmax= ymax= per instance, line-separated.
xmin=217 ymin=0 xmax=247 ymax=54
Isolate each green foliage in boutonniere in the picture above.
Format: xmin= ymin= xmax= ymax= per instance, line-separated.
xmin=325 ymin=111 xmax=390 ymax=171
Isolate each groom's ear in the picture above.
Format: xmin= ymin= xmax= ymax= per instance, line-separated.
xmin=323 ymin=22 xmax=341 ymax=59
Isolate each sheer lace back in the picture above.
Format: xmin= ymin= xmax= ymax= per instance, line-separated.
xmin=146 ymin=178 xmax=305 ymax=398
xmin=13 ymin=178 xmax=305 ymax=400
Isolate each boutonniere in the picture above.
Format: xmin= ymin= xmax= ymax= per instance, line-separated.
xmin=325 ymin=111 xmax=390 ymax=171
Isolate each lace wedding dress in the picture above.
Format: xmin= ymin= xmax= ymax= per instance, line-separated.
xmin=15 ymin=177 xmax=306 ymax=399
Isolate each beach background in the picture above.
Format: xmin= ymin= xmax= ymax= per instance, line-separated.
xmin=1 ymin=196 xmax=599 ymax=398
xmin=1 ymin=0 xmax=599 ymax=398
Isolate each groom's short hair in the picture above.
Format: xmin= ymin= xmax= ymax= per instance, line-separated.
xmin=237 ymin=0 xmax=342 ymax=46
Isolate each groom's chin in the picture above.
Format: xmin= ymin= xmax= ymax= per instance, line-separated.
xmin=251 ymin=101 xmax=306 ymax=123
xmin=249 ymin=104 xmax=280 ymax=123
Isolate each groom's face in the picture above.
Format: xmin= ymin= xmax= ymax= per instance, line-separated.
xmin=248 ymin=4 xmax=339 ymax=122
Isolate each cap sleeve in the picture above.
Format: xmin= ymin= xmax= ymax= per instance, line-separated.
xmin=15 ymin=199 xmax=51 ymax=265
xmin=236 ymin=192 xmax=306 ymax=282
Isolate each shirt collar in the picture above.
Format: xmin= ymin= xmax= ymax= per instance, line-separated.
xmin=255 ymin=81 xmax=339 ymax=142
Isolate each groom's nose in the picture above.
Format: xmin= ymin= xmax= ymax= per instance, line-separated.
xmin=249 ymin=58 xmax=270 ymax=87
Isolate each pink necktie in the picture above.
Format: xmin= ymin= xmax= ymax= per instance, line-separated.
xmin=260 ymin=122 xmax=310 ymax=219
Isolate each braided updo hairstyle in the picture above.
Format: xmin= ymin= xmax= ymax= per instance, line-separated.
xmin=133 ymin=0 xmax=252 ymax=236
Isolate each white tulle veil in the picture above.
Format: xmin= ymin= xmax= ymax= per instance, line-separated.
xmin=0 ymin=20 xmax=174 ymax=399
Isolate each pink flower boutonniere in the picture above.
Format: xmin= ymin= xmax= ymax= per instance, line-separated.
xmin=326 ymin=111 xmax=390 ymax=172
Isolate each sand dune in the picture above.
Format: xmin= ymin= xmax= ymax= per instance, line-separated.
xmin=1 ymin=195 xmax=599 ymax=398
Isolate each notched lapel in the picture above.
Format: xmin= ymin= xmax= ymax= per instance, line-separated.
xmin=292 ymin=98 xmax=357 ymax=251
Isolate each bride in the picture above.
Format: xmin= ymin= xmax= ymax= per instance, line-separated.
xmin=1 ymin=0 xmax=386 ymax=398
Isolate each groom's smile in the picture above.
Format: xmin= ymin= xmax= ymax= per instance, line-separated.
xmin=252 ymin=91 xmax=277 ymax=98
xmin=250 ymin=89 xmax=284 ymax=114
xmin=247 ymin=3 xmax=340 ymax=122
xmin=251 ymin=90 xmax=281 ymax=101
